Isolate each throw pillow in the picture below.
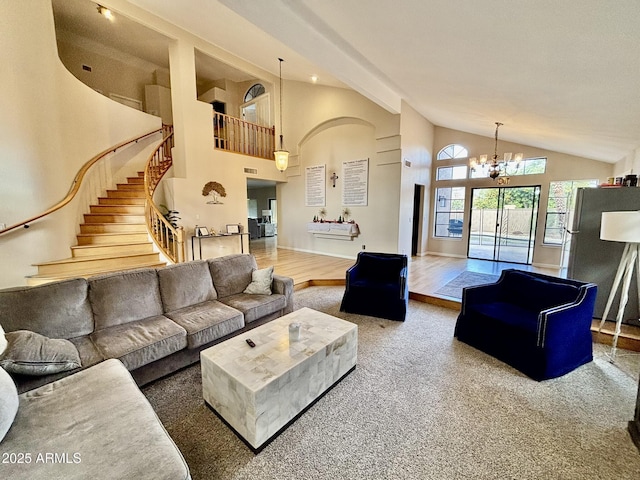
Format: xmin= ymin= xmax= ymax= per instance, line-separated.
xmin=0 ymin=330 xmax=81 ymax=376
xmin=0 ymin=324 xmax=7 ymax=356
xmin=0 ymin=366 xmax=19 ymax=442
xmin=243 ymin=266 xmax=274 ymax=295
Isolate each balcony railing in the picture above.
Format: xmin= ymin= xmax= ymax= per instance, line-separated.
xmin=213 ymin=112 xmax=275 ymax=160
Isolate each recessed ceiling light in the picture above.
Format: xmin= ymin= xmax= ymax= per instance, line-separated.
xmin=97 ymin=5 xmax=114 ymax=20
xmin=311 ymin=75 xmax=318 ymax=83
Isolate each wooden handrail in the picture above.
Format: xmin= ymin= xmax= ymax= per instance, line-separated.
xmin=0 ymin=127 xmax=163 ymax=236
xmin=144 ymin=129 xmax=185 ymax=263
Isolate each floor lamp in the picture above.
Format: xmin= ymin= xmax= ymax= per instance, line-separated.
xmin=597 ymin=211 xmax=640 ymax=361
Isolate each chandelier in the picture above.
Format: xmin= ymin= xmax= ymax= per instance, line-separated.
xmin=469 ymin=122 xmax=523 ymax=180
xmin=274 ymin=58 xmax=289 ymax=172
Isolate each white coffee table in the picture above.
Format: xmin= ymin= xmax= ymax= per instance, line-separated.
xmin=201 ymin=307 xmax=358 ymax=452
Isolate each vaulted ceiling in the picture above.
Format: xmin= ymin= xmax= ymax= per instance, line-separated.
xmin=62 ymin=0 xmax=640 ymax=164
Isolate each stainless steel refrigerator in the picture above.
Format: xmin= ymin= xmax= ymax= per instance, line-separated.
xmin=561 ymin=187 xmax=640 ymax=327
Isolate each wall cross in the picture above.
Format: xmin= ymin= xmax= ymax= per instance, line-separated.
xmin=330 ymin=172 xmax=339 ymax=188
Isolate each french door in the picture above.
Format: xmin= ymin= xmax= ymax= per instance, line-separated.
xmin=468 ymin=186 xmax=540 ymax=264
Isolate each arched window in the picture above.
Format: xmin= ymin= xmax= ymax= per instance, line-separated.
xmin=437 ymin=144 xmax=468 ymax=160
xmin=244 ymin=83 xmax=266 ymax=102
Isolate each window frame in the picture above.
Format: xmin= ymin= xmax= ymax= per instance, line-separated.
xmin=433 ymin=186 xmax=466 ymax=239
xmin=437 ymin=144 xmax=468 ymax=161
xmin=436 ymin=165 xmax=468 ymax=181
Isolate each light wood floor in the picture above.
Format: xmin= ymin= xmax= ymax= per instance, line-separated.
xmin=251 ymin=236 xmax=640 ymax=351
xmin=251 ymin=236 xmax=558 ymax=298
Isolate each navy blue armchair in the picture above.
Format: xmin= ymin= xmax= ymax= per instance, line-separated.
xmin=340 ymin=252 xmax=408 ymax=321
xmin=454 ymin=269 xmax=597 ymax=381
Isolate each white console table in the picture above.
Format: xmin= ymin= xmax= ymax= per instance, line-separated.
xmin=307 ymin=222 xmax=360 ymax=240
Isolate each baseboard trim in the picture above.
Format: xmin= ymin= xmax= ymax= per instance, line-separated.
xmin=423 ymin=251 xmax=467 ymax=259
xmin=276 ymin=245 xmax=356 ymax=260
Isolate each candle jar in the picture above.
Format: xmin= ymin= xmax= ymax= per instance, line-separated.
xmin=288 ymin=322 xmax=301 ymax=342
xmin=624 ymin=174 xmax=638 ymax=187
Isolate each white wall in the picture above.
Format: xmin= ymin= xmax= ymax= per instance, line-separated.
xmin=614 ymin=147 xmax=640 ymax=178
xmin=56 ymin=33 xmax=156 ymax=109
xmin=162 ymin=36 xmax=285 ymax=261
xmin=428 ymin=127 xmax=614 ymax=268
xmin=0 ymin=0 xmax=160 ymax=288
xmin=399 ymin=100 xmax=435 ymax=256
xmin=276 ymin=81 xmax=403 ymax=258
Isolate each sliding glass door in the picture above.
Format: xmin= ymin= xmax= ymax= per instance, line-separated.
xmin=468 ymin=186 xmax=540 ymax=264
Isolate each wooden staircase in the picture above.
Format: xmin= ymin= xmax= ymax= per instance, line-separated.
xmin=28 ymin=173 xmax=165 ymax=285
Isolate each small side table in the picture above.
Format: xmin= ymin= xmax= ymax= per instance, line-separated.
xmin=191 ymin=233 xmax=249 ymax=260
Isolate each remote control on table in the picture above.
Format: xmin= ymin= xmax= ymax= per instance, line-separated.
xmin=246 ymin=339 xmax=256 ymax=348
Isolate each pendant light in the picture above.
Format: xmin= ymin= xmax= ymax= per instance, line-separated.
xmin=469 ymin=122 xmax=523 ymax=180
xmin=274 ymin=58 xmax=289 ymax=172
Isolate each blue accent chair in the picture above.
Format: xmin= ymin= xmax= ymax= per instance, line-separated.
xmin=340 ymin=252 xmax=409 ymax=321
xmin=454 ymin=269 xmax=597 ymax=381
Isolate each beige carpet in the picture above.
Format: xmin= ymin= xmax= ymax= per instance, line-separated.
xmin=143 ymin=286 xmax=640 ymax=480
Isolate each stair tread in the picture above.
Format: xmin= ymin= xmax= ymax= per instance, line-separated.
xmin=33 ymin=252 xmax=160 ymax=266
xmin=80 ymin=222 xmax=147 ymax=226
xmin=77 ymin=232 xmax=148 ymax=237
xmin=29 ymin=166 xmax=175 ymax=284
xmin=98 ymin=197 xmax=145 ymax=201
xmin=84 ymin=214 xmax=144 ymax=217
xmin=28 ymin=262 xmax=167 ymax=280
xmin=72 ymin=241 xmax=152 ymax=249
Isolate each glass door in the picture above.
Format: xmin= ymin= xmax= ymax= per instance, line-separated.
xmin=468 ymin=186 xmax=540 ymax=264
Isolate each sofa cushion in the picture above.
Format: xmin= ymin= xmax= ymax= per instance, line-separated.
xmin=220 ymin=293 xmax=286 ymax=323
xmin=89 ymin=268 xmax=164 ymax=330
xmin=9 ymin=336 xmax=105 ymax=395
xmin=470 ymin=303 xmax=540 ymax=334
xmin=157 ymin=260 xmax=217 ymax=312
xmin=501 ymin=271 xmax=579 ymax=312
xmin=0 ymin=366 xmax=18 ymax=442
xmin=0 ymin=359 xmax=190 ymax=480
xmin=90 ymin=315 xmax=187 ymax=371
xmin=0 ymin=331 xmax=81 ymax=376
xmin=165 ymin=300 xmax=244 ymax=348
xmin=208 ymin=254 xmax=257 ymax=298
xmin=0 ymin=278 xmax=93 ymax=338
xmin=243 ymin=266 xmax=273 ymax=295
xmin=69 ymin=336 xmax=104 ymax=370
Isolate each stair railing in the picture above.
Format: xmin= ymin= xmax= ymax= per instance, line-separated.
xmin=0 ymin=128 xmax=163 ymax=236
xmin=144 ymin=126 xmax=185 ymax=263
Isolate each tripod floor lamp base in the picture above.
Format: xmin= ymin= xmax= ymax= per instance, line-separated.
xmin=597 ymin=211 xmax=640 ymax=362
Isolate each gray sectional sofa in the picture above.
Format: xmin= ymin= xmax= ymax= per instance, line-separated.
xmin=0 ymin=254 xmax=293 ymax=479
xmin=0 ymin=253 xmax=293 ymax=393
xmin=0 ymin=359 xmax=191 ymax=480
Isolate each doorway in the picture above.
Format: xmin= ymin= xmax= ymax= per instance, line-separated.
xmin=468 ymin=185 xmax=540 ymax=264
xmin=411 ymin=184 xmax=424 ymax=256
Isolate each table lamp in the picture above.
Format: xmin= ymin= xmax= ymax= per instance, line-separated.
xmin=597 ymin=211 xmax=640 ymax=360
xmin=262 ymin=210 xmax=272 ymax=223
